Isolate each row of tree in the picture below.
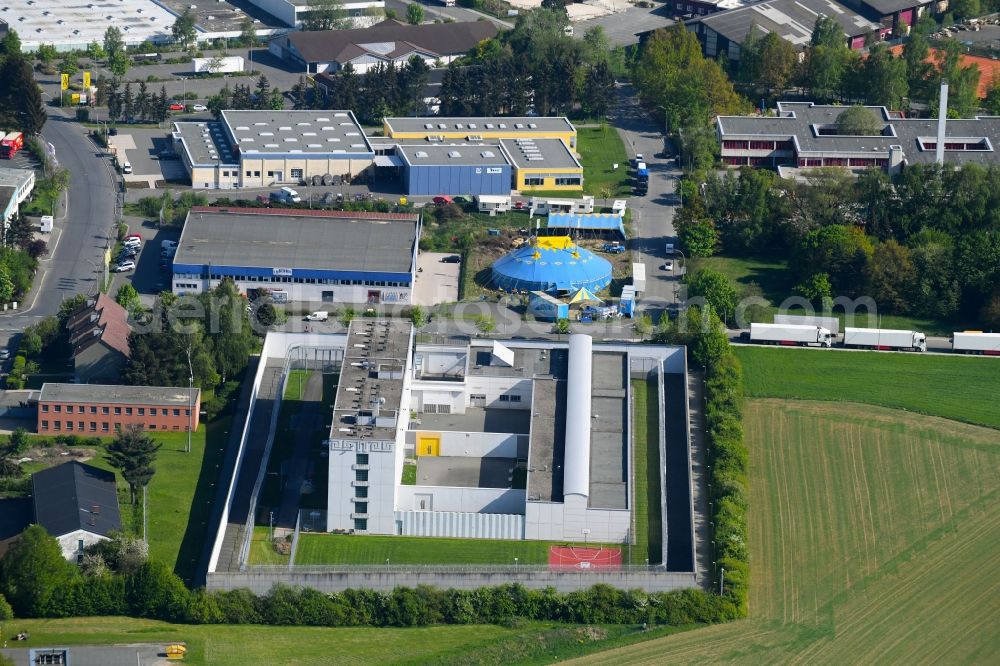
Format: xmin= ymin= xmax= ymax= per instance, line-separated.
xmin=676 ymin=164 xmax=1000 ymax=324
xmin=207 ymin=75 xmax=285 ymax=117
xmin=306 ymin=58 xmax=430 ymax=124
xmin=104 ymin=79 xmax=172 ymax=124
xmin=0 ymin=32 xmax=47 ymax=137
xmin=0 ymin=527 xmax=739 ymax=625
xmin=437 ymin=11 xmax=618 ymax=118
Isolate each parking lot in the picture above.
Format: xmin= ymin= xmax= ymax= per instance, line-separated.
xmin=108 ymin=221 xmax=182 ymax=304
xmin=413 ymin=252 xmax=461 ymax=306
xmin=109 ymin=128 xmax=191 ymax=187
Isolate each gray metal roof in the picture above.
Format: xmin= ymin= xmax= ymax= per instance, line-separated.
xmin=697 ymin=0 xmax=879 ymax=47
xmin=861 ymin=0 xmax=928 ymax=16
xmin=385 ymin=116 xmax=576 ymax=135
xmin=397 ymin=143 xmax=511 ymax=167
xmin=174 ymin=208 xmax=418 ymax=274
xmin=173 ymin=121 xmax=238 ymax=167
xmin=32 ymin=461 xmax=122 ymax=539
xmin=719 ymin=102 xmax=1000 ymax=165
xmin=500 ymin=138 xmax=582 ymax=170
xmin=0 ymin=167 xmax=34 ymax=188
xmin=39 ymin=383 xmax=200 ymax=407
xmin=220 ymin=110 xmax=373 ymax=156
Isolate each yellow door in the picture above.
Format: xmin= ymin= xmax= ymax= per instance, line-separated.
xmin=417 ymin=434 xmax=440 ymax=456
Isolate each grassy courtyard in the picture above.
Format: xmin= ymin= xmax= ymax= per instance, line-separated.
xmin=294 ymin=533 xmax=622 ymax=566
xmin=630 ymin=379 xmax=662 ymax=565
xmin=576 ymin=125 xmax=630 ymax=198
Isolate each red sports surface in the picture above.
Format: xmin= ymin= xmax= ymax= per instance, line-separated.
xmin=548 ymin=545 xmax=623 ymax=570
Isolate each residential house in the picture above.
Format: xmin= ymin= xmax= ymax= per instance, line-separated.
xmin=31 ymin=460 xmax=122 ymax=561
xmin=66 ymin=294 xmax=132 ymax=383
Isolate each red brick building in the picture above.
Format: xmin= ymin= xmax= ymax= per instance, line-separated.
xmin=37 ymin=383 xmax=201 ymax=435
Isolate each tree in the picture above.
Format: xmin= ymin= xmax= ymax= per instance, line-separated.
xmin=201 ymin=279 xmax=255 ymax=382
xmin=750 ymin=32 xmax=797 ymax=96
xmin=811 ymin=14 xmax=844 ymax=49
xmin=687 ymin=269 xmax=739 ymax=325
xmin=793 ymin=224 xmax=873 ymax=295
xmin=678 ymin=220 xmax=718 ymax=257
xmin=338 ymin=307 xmax=356 ymax=328
xmin=86 ymin=41 xmax=106 ymax=62
xmin=105 ymin=425 xmax=162 ymax=505
xmin=239 ymin=16 xmax=257 ymax=46
xmin=409 ymin=305 xmax=427 ymax=328
xmin=104 ymin=26 xmax=124 ymax=61
xmin=863 ymin=43 xmax=908 ymax=108
xmin=0 ymin=264 xmax=14 ymax=304
xmin=5 ymin=427 xmax=29 ymax=456
xmin=0 ymin=592 xmax=13 ymax=620
xmin=115 ymin=283 xmax=140 ymax=312
xmin=36 ymin=43 xmax=57 ymax=66
xmin=634 ymin=313 xmax=653 ymax=340
xmin=256 ymin=302 xmax=277 ymax=327
xmin=1 ymin=55 xmax=47 ymax=136
xmin=834 ymin=106 xmax=882 ymax=135
xmin=0 ymin=29 xmax=21 ymax=56
xmin=950 ymin=0 xmax=981 ymax=19
xmin=302 ymin=0 xmax=350 ymax=31
xmin=582 ymin=60 xmax=615 ymax=119
xmin=865 ymin=239 xmax=915 ymax=313
xmin=406 ymin=3 xmax=424 ymax=24
xmin=793 ymin=272 xmax=833 ymax=306
xmin=172 ymin=10 xmax=199 ymax=52
xmin=0 ymin=525 xmax=77 ymax=617
xmin=254 ymin=75 xmax=271 ymax=110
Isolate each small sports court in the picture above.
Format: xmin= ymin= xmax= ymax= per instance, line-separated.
xmin=548 ymin=545 xmax=623 ymax=570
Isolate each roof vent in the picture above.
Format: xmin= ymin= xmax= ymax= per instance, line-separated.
xmin=448 ymin=150 xmax=461 ymax=158
xmin=415 ymin=151 xmax=428 ymax=158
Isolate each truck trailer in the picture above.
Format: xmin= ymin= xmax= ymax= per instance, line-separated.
xmin=844 ymin=327 xmax=926 ymax=352
xmin=952 ymin=331 xmax=1000 ymax=355
xmin=750 ymin=323 xmax=833 ymax=347
xmin=0 ymin=131 xmax=24 ymax=159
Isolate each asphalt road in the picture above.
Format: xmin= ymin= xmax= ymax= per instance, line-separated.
xmin=610 ymin=84 xmax=683 ymax=318
xmin=0 ymin=108 xmax=117 ymax=344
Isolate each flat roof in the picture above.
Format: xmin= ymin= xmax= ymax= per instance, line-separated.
xmin=174 ymin=207 xmax=418 ymax=274
xmin=173 ymin=121 xmax=238 ymax=167
xmin=330 ymin=319 xmax=412 ymax=442
xmin=416 ymin=456 xmax=518 ymax=489
xmin=419 ymin=407 xmax=531 ymax=436
xmin=500 ymin=138 xmax=581 ymax=171
xmin=221 ymin=110 xmax=374 ymax=156
xmin=588 ymin=352 xmax=628 ymax=510
xmin=397 ymin=143 xmax=511 ymax=167
xmin=2 ymin=0 xmax=174 ymax=49
xmin=526 ymin=377 xmax=565 ymax=503
xmin=467 ymin=344 xmax=569 ymax=379
xmin=0 ymin=167 xmax=34 ymax=188
xmin=39 ymin=383 xmax=200 ymax=407
xmin=386 ymin=116 xmax=576 ymax=135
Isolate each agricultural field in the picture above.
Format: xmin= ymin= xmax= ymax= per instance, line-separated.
xmin=0 ymin=616 xmax=689 ymax=666
xmin=571 ymin=399 xmax=1000 ymax=664
xmin=293 ymin=533 xmax=621 ymax=566
xmin=736 ymin=346 xmax=1000 ymax=429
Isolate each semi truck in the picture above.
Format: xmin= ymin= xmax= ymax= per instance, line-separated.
xmin=749 ymin=323 xmax=834 ymax=347
xmin=0 ymin=131 xmax=24 ymax=159
xmin=952 ymin=331 xmax=1000 ymax=355
xmin=844 ymin=327 xmax=926 ymax=352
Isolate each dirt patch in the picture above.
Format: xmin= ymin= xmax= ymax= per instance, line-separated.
xmin=22 ymin=445 xmax=98 ymax=467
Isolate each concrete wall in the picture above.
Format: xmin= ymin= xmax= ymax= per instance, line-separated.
xmin=207 ymin=568 xmax=698 ymax=594
xmin=395 ymin=510 xmax=524 ymax=539
xmin=417 ymin=349 xmax=467 ymax=378
xmin=411 ymin=386 xmax=466 ymax=414
xmin=171 ymin=277 xmax=412 ymax=307
xmin=396 ymin=485 xmax=525 ymax=514
xmin=465 ymin=375 xmax=532 ymax=410
xmin=238 ymin=156 xmax=373 ymax=189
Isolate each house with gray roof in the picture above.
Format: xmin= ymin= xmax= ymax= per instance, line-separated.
xmin=31 ymin=461 xmax=122 ymax=561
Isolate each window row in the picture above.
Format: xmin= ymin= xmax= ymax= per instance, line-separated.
xmin=40 ymin=421 xmax=191 ymax=432
xmin=41 ymin=404 xmax=190 ymax=416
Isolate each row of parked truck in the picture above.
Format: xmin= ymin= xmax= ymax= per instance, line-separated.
xmin=743 ymin=323 xmax=1000 ymax=355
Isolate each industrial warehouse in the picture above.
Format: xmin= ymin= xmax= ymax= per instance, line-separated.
xmin=171 ymin=207 xmax=419 ymax=305
xmin=171 ymin=110 xmax=584 ymax=195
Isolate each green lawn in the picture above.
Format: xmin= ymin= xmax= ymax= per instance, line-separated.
xmin=248 ymin=525 xmax=290 ymax=565
xmin=283 ymin=369 xmax=311 ymax=401
xmin=630 ymin=379 xmax=662 ymax=565
xmin=0 ymin=617 xmax=695 ymax=666
xmin=576 ymin=125 xmax=630 ymax=197
xmin=580 ymin=400 xmax=1000 ymax=664
xmin=735 ymin=346 xmax=1000 ymax=429
xmin=294 ymin=534 xmax=621 ymax=566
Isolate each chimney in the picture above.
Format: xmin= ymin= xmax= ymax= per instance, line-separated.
xmin=936 ymin=82 xmax=949 ymax=165
xmin=888 ymin=145 xmax=903 ymax=176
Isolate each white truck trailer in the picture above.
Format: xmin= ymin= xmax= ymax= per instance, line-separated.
xmin=952 ymin=331 xmax=1000 ymax=355
xmin=844 ymin=327 xmax=926 ymax=352
xmin=192 ymin=56 xmax=245 ymax=74
xmin=750 ymin=323 xmax=833 ymax=347
xmin=632 ymin=262 xmax=646 ymax=292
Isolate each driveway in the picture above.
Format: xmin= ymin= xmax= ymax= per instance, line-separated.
xmin=413 ymin=252 xmax=461 ymax=306
xmin=610 ymin=84 xmax=684 ymax=318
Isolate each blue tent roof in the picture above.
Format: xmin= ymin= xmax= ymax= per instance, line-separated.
xmin=490 ymin=242 xmax=613 ymax=294
xmin=546 ymin=213 xmax=625 ymax=238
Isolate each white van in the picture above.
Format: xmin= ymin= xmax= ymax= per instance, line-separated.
xmin=305 ymin=311 xmax=329 ymax=322
xmin=121 ymin=160 xmax=132 ymax=174
xmin=40 ymin=215 xmax=54 ymax=233
xmin=279 ymin=186 xmax=301 ymax=203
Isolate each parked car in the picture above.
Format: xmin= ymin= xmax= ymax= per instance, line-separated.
xmin=122 ymin=238 xmax=141 ymax=249
xmin=108 ymin=127 xmax=118 ymax=136
xmin=161 ymin=248 xmax=176 ymax=258
xmin=433 ymin=195 xmax=453 ymax=205
xmin=661 ymin=261 xmax=674 ymax=271
xmin=0 ymin=349 xmax=10 ymax=360
xmin=113 ymin=261 xmax=136 ymax=272
xmin=161 ymin=240 xmax=178 ymax=250
xmin=255 ymin=194 xmax=271 ymax=206
xmin=304 ymin=311 xmax=329 ymax=322
xmin=191 ymin=104 xmax=208 ymax=112
xmin=168 ymin=103 xmax=185 ymax=111
xmin=125 ymin=232 xmax=142 ymax=241
xmin=440 ymin=255 xmax=461 ymax=264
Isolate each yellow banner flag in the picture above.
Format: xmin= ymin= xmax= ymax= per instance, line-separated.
xmin=83 ymin=71 xmax=91 ymax=88
xmin=60 ymin=73 xmax=69 ymax=91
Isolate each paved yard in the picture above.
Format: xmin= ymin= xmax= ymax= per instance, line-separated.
xmin=414 ymin=252 xmax=461 ymax=306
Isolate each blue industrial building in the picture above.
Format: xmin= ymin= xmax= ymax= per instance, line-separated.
xmin=398 ymin=144 xmax=511 ymax=196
